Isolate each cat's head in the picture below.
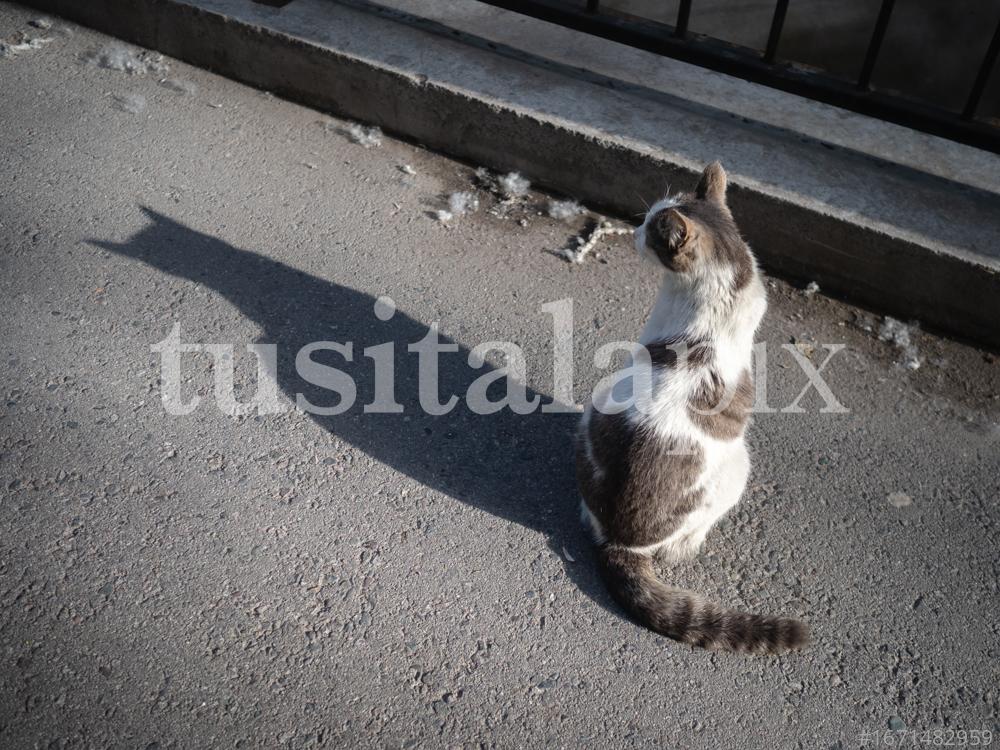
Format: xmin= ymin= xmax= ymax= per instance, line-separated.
xmin=635 ymin=162 xmax=753 ymax=289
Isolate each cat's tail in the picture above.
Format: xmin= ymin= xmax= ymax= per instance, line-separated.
xmin=597 ymin=544 xmax=809 ymax=654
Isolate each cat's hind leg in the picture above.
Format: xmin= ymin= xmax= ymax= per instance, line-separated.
xmin=691 ymin=440 xmax=751 ymax=550
xmin=657 ymin=440 xmax=751 ymax=559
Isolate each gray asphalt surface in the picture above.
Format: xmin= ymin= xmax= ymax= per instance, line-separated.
xmin=1 ymin=4 xmax=998 ymax=748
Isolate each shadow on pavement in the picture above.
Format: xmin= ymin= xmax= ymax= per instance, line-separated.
xmin=93 ymin=207 xmax=615 ymax=619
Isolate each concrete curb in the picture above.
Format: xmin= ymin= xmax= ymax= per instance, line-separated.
xmin=22 ymin=0 xmax=1000 ymax=349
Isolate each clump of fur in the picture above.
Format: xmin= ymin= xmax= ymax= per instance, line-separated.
xmin=0 ymin=32 xmax=53 ymax=58
xmin=81 ymin=43 xmax=169 ymax=75
xmin=879 ymin=317 xmax=921 ymax=370
xmin=474 ymin=167 xmax=530 ymax=200
xmin=345 ymin=123 xmax=382 ymax=148
xmin=498 ymin=172 xmax=530 ymax=198
xmin=435 ymin=191 xmax=479 ymax=223
xmin=548 ymin=199 xmax=584 ymax=220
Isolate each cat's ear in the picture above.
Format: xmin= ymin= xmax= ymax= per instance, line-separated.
xmin=652 ymin=208 xmax=693 ymax=253
xmin=695 ymin=161 xmax=727 ymax=204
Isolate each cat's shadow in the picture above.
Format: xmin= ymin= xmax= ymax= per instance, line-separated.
xmin=93 ymin=207 xmax=613 ymax=614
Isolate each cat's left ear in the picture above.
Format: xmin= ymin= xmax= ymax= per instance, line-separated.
xmin=695 ymin=161 xmax=727 ymax=204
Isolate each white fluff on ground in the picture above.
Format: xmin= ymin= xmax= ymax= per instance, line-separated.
xmin=435 ymin=191 xmax=479 ymax=223
xmin=498 ymin=172 xmax=530 ymax=198
xmin=879 ymin=317 xmax=922 ymax=370
xmin=0 ymin=33 xmax=53 ymax=58
xmin=82 ymin=43 xmax=169 ymax=75
xmin=547 ymin=199 xmax=584 ymax=220
xmin=346 ymin=123 xmax=382 ymax=148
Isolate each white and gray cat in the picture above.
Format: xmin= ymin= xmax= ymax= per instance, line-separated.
xmin=576 ymin=162 xmax=808 ymax=654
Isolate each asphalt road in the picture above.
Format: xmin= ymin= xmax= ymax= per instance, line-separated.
xmin=1 ymin=4 xmax=998 ymax=748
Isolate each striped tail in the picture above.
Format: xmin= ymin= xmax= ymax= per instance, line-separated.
xmin=598 ymin=544 xmax=809 ymax=654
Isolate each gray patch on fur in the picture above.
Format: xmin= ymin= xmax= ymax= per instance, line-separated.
xmin=688 ymin=368 xmax=754 ymax=440
xmin=577 ymin=411 xmax=704 ymax=549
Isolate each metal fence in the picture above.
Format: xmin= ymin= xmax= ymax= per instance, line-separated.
xmin=476 ymin=0 xmax=1000 ymax=154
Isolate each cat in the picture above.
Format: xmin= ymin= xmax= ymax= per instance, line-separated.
xmin=576 ymin=162 xmax=809 ymax=654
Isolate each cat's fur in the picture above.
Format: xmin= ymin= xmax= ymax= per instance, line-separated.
xmin=576 ymin=162 xmax=808 ymax=654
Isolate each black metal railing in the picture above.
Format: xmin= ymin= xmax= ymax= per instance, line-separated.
xmin=476 ymin=0 xmax=1000 ymax=154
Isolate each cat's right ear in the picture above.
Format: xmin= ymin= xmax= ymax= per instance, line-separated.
xmin=649 ymin=208 xmax=694 ymax=265
xmin=652 ymin=208 xmax=692 ymax=251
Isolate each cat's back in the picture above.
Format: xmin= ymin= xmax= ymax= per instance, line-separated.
xmin=576 ymin=336 xmax=754 ymax=547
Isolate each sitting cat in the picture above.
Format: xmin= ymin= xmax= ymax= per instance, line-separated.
xmin=576 ymin=162 xmax=808 ymax=654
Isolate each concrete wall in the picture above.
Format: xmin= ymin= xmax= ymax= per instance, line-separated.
xmin=20 ymin=0 xmax=1000 ymax=349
